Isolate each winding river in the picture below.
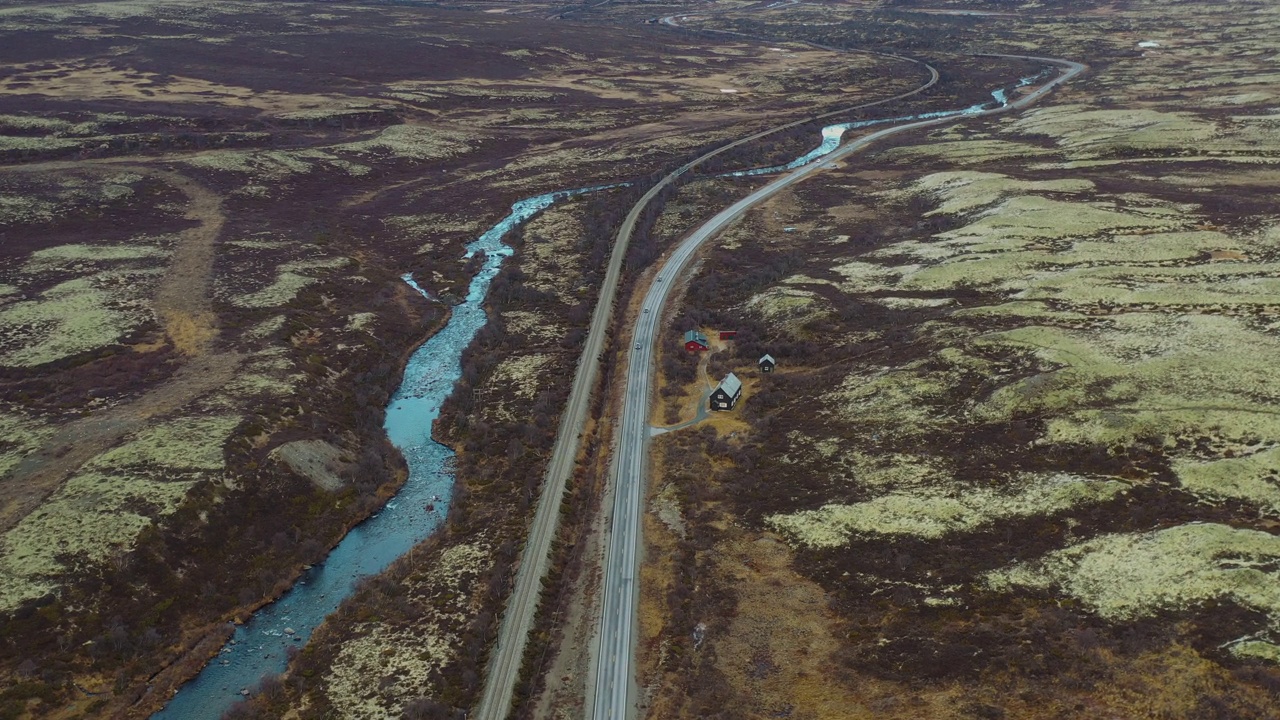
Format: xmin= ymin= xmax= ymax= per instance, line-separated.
xmin=153 ymin=69 xmax=1048 ymax=720
xmin=727 ymin=74 xmax=1045 ymax=177
xmin=152 ymin=186 xmax=610 ymax=720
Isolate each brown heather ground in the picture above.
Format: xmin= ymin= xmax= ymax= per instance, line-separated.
xmin=629 ymin=0 xmax=1280 ymax=718
xmin=0 ymin=1 xmax=937 ymax=718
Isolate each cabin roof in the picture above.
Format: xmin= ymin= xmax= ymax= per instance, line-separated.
xmin=716 ymin=372 xmax=742 ymax=397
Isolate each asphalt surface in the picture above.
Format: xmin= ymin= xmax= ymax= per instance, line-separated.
xmin=470 ymin=45 xmax=945 ymax=720
xmin=588 ymin=55 xmax=1085 ymax=720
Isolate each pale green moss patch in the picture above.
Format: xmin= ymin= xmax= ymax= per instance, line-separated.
xmin=234 ymin=272 xmax=315 ymax=309
xmin=501 ymin=310 xmax=563 ymax=345
xmin=987 ymin=523 xmax=1280 ymax=625
xmin=1203 ymin=92 xmax=1276 ymax=106
xmin=338 ymin=124 xmax=470 ymax=160
xmin=1173 ymin=448 xmax=1280 ymax=515
xmin=234 ymin=185 xmax=271 ymax=198
xmin=652 ymin=483 xmax=687 ymax=539
xmin=225 ymin=373 xmax=296 ymax=398
xmin=867 ymin=205 xmax=1207 ymax=281
xmin=1231 ymin=641 xmax=1280 ymax=663
xmin=881 ymin=139 xmax=1050 ymax=165
xmin=521 ymin=203 xmax=587 ymax=304
xmin=1033 ymin=155 xmax=1280 ymax=171
xmin=0 ymin=114 xmax=82 ymax=134
xmin=1017 ymin=263 xmax=1280 ymax=308
xmin=975 ymin=314 xmax=1280 ymax=445
xmin=385 ymin=212 xmax=485 ymax=240
xmin=743 ymin=286 xmax=831 ymax=325
xmin=222 ymin=349 xmax=300 ymax=399
xmin=324 ymin=542 xmax=490 ymax=719
xmin=871 ymin=296 xmax=953 ymax=309
xmin=0 ymin=413 xmax=237 ymax=609
xmin=187 ymin=148 xmax=367 ymax=180
xmin=0 ymin=195 xmax=57 ymax=226
xmin=88 ymin=415 xmax=238 ymax=472
xmin=345 ymin=312 xmax=376 ymax=332
xmin=904 ymin=171 xmax=1094 ymax=217
xmin=244 ymin=315 xmax=286 ymax=340
xmin=22 ymin=242 xmax=167 ymax=273
xmin=1062 ymin=230 xmax=1235 ymax=264
xmin=864 ymin=238 xmax=956 ymax=263
xmin=0 ymin=135 xmax=80 ymax=153
xmin=230 ymin=257 xmax=350 ymax=309
xmin=826 ymin=362 xmax=966 ymax=434
xmin=830 ymin=260 xmax=916 ymax=293
xmin=226 ymin=237 xmax=294 ymax=250
xmin=328 ymin=158 xmax=372 ymax=177
xmin=0 ymin=471 xmax=193 ymax=610
xmin=918 ymin=195 xmax=1179 ymax=253
xmin=952 ymin=300 xmax=1087 ymax=321
xmin=1005 ymin=104 xmax=1219 ymax=156
xmin=484 ymin=354 xmax=553 ymax=422
xmin=768 ymin=473 xmax=1127 ymax=548
xmin=0 ymin=270 xmax=160 ymax=367
xmin=1048 ymin=409 xmax=1280 ymax=450
xmin=844 ymin=453 xmax=951 ymax=490
xmin=186 ymin=149 xmax=314 ymax=178
xmin=0 ymin=407 xmax=54 ymax=478
xmin=856 ymin=194 xmax=1195 ymax=294
xmin=489 ymin=354 xmax=552 ymax=400
xmin=777 ymin=442 xmax=950 ymax=492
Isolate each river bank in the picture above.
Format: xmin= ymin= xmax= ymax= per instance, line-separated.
xmin=150 ymin=187 xmax=617 ymax=719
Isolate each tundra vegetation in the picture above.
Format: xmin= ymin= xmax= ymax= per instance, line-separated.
xmin=630 ymin=0 xmax=1280 ymax=718
xmin=0 ymin=0 xmax=932 ymax=717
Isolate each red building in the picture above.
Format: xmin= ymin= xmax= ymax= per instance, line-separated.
xmin=683 ymin=330 xmax=709 ymax=352
xmin=719 ymin=330 xmax=737 ymax=340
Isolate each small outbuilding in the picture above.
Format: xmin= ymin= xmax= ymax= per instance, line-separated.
xmin=719 ymin=330 xmax=737 ymax=340
xmin=709 ymin=372 xmax=742 ymax=411
xmin=684 ymin=330 xmax=709 ymax=352
xmin=759 ymin=354 xmax=776 ymax=373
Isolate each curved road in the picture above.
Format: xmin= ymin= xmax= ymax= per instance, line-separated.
xmin=590 ymin=54 xmax=1084 ymax=720
xmin=472 ymin=45 xmax=942 ymax=720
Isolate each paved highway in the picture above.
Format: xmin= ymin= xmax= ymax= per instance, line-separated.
xmin=472 ymin=45 xmax=943 ymax=720
xmin=589 ymin=55 xmax=1084 ymax=720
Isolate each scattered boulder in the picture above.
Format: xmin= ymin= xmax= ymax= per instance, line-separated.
xmin=269 ymin=439 xmax=354 ymax=491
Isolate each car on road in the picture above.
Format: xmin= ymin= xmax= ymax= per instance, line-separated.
xmin=635 ymin=343 xmax=641 ymax=349
xmin=644 ymin=308 xmax=650 ymax=313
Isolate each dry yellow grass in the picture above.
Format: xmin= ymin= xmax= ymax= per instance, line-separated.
xmin=324 ymin=543 xmax=491 ymax=719
xmin=520 ymin=203 xmax=587 ymax=305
